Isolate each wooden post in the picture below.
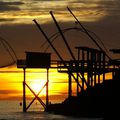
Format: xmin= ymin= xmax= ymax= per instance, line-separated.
xmin=68 ymin=71 xmax=72 ymax=97
xmin=23 ymin=68 xmax=26 ymax=112
xmin=94 ymin=52 xmax=97 ymax=86
xmin=81 ymin=50 xmax=85 ymax=90
xmin=98 ymin=53 xmax=101 ymax=84
xmin=77 ymin=49 xmax=80 ymax=96
xmin=46 ymin=68 xmax=49 ymax=107
xmin=87 ymin=50 xmax=90 ymax=86
xmin=68 ymin=61 xmax=72 ymax=97
xmin=102 ymin=53 xmax=105 ymax=82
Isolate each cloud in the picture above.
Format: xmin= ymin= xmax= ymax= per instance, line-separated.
xmin=0 ymin=89 xmax=20 ymax=95
xmin=1 ymin=0 xmax=119 ymax=25
xmin=32 ymin=0 xmax=66 ymax=1
xmin=0 ymin=1 xmax=24 ymax=6
xmin=0 ymin=1 xmax=24 ymax=12
xmin=98 ymin=0 xmax=120 ymax=16
xmin=0 ymin=18 xmax=15 ymax=22
xmin=0 ymin=89 xmax=22 ymax=100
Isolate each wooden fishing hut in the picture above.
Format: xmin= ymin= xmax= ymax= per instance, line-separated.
xmin=17 ymin=52 xmax=51 ymax=112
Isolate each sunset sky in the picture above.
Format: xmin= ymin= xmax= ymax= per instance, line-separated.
xmin=0 ymin=0 xmax=120 ymax=101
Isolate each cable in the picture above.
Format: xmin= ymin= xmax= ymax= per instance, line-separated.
xmin=0 ymin=36 xmax=17 ymax=68
xmin=40 ymin=26 xmax=109 ymax=55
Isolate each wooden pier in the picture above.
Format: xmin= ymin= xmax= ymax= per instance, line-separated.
xmin=17 ymin=7 xmax=120 ymax=117
xmin=17 ymin=47 xmax=119 ymax=114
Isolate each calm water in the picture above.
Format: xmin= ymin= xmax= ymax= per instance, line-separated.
xmin=0 ymin=100 xmax=102 ymax=120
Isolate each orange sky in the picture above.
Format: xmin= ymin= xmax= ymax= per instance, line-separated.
xmin=0 ymin=66 xmax=69 ymax=101
xmin=0 ymin=0 xmax=120 ymax=102
xmin=0 ymin=65 xmax=113 ymax=101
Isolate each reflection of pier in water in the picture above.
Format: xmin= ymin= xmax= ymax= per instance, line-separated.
xmin=17 ymin=7 xmax=120 ymax=117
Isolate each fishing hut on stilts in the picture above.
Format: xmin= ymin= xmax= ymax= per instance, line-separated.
xmin=17 ymin=52 xmax=51 ymax=112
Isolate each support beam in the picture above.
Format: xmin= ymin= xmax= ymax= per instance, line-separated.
xmin=77 ymin=49 xmax=80 ymax=96
xmin=23 ymin=68 xmax=26 ymax=112
xmin=25 ymin=82 xmax=46 ymax=109
xmin=68 ymin=71 xmax=72 ymax=97
xmin=102 ymin=53 xmax=106 ymax=82
xmin=81 ymin=50 xmax=85 ymax=90
xmin=26 ymin=81 xmax=47 ymax=111
xmin=46 ymin=68 xmax=49 ymax=108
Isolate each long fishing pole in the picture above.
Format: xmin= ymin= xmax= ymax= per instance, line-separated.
xmin=33 ymin=19 xmax=84 ymax=89
xmin=50 ymin=11 xmax=76 ymax=60
xmin=50 ymin=11 xmax=88 ymax=87
xmin=67 ymin=7 xmax=111 ymax=60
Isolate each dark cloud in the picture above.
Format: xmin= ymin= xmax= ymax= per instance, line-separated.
xmin=0 ymin=1 xmax=24 ymax=6
xmin=27 ymin=0 xmax=120 ymax=21
xmin=0 ymin=1 xmax=24 ymax=12
xmin=0 ymin=89 xmax=20 ymax=95
xmin=0 ymin=18 xmax=15 ymax=22
xmin=33 ymin=0 xmax=65 ymax=1
xmin=67 ymin=0 xmax=119 ymax=14
xmin=98 ymin=0 xmax=120 ymax=16
xmin=0 ymin=71 xmax=22 ymax=73
xmin=0 ymin=89 xmax=22 ymax=100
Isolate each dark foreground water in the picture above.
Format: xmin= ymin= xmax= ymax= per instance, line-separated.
xmin=0 ymin=101 xmax=103 ymax=120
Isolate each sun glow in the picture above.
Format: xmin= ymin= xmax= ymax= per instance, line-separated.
xmin=29 ymin=79 xmax=47 ymax=95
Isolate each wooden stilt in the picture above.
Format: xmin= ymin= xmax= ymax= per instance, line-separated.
xmin=46 ymin=68 xmax=49 ymax=108
xmin=23 ymin=68 xmax=26 ymax=112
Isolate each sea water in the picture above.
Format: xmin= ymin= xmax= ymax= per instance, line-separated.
xmin=0 ymin=100 xmax=102 ymax=120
